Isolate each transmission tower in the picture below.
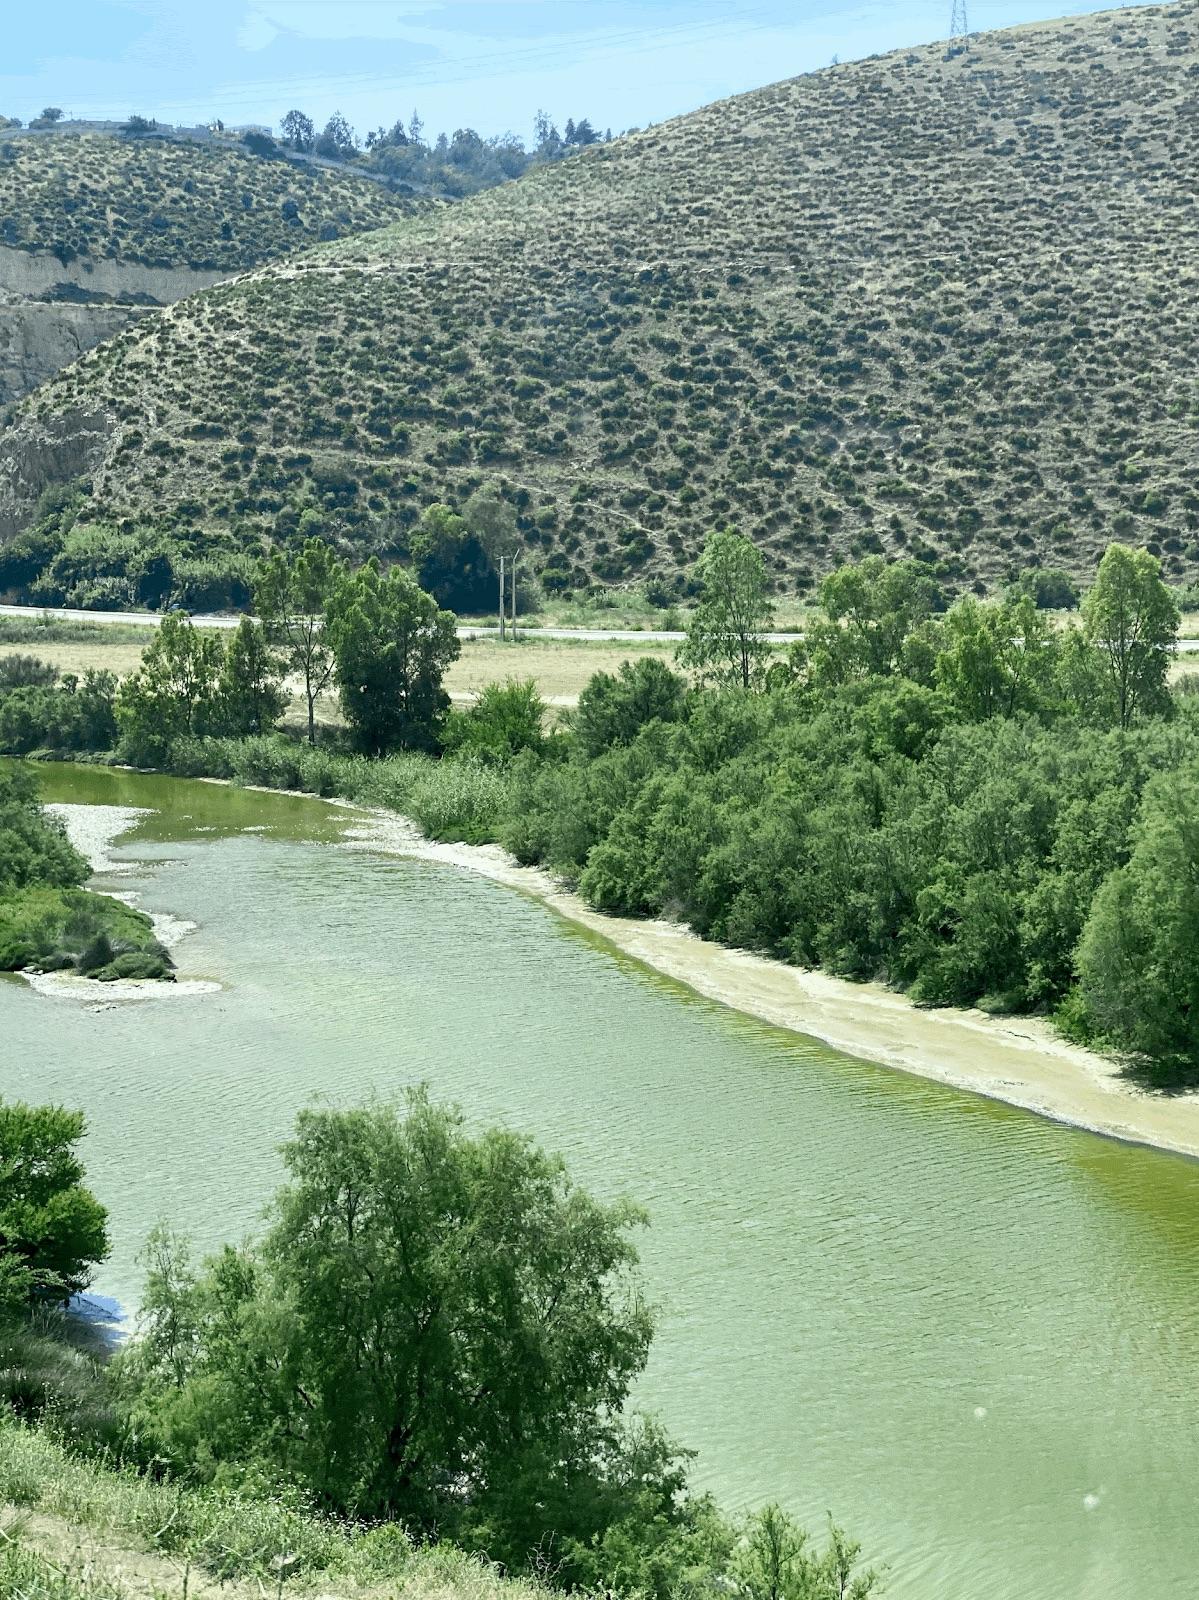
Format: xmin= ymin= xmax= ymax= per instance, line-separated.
xmin=949 ymin=0 xmax=970 ymax=45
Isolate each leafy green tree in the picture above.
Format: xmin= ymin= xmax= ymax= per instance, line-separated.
xmin=804 ymin=556 xmax=941 ymax=685
xmin=732 ymin=1505 xmax=880 ymax=1600
xmin=280 ymin=109 xmax=314 ymax=152
xmin=1076 ymin=770 xmax=1199 ymax=1082
xmin=409 ymin=502 xmax=494 ymax=612
xmin=124 ymin=1093 xmax=656 ymax=1536
xmin=933 ymin=594 xmax=1059 ymax=720
xmin=465 ymin=487 xmax=521 ymax=637
xmin=1082 ymin=543 xmax=1179 ymax=726
xmin=115 ymin=613 xmax=224 ymax=763
xmin=217 ymin=618 xmax=287 ymax=736
xmin=256 ymin=539 xmax=344 ymax=745
xmin=678 ymin=528 xmax=774 ymax=690
xmin=445 ymin=678 xmax=546 ymax=763
xmin=0 ymin=1101 xmax=108 ymax=1313
xmin=326 ymin=560 xmax=459 ymax=753
xmin=1011 ymin=567 xmax=1080 ymax=611
xmin=573 ymin=657 xmax=688 ymax=757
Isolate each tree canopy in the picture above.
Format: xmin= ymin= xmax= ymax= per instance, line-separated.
xmin=124 ymin=1095 xmax=659 ymax=1542
xmin=678 ymin=528 xmax=774 ymax=691
xmin=326 ymin=561 xmax=459 ymax=753
xmin=0 ymin=1100 xmax=108 ymax=1314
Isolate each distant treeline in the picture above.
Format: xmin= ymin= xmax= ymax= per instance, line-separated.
xmin=0 ymin=102 xmax=621 ymax=199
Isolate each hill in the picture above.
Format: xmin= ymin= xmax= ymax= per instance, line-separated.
xmin=0 ymin=130 xmax=422 ymax=404
xmin=1 ymin=0 xmax=1197 ymax=598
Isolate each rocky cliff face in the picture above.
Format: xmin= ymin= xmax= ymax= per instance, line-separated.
xmin=0 ymin=404 xmax=113 ymax=540
xmin=0 ymin=246 xmax=231 ymax=407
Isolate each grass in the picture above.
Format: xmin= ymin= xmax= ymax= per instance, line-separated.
xmin=4 ymin=1 xmax=1198 ymax=597
xmin=164 ymin=737 xmax=512 ymax=845
xmin=0 ymin=629 xmax=678 ymax=712
xmin=0 ymin=1422 xmax=546 ymax=1600
xmin=448 ymin=635 xmax=675 ymax=705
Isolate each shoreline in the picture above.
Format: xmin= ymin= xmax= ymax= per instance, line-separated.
xmin=33 ymin=777 xmax=1199 ymax=1159
xmin=343 ymin=805 xmax=1199 ymax=1162
xmin=25 ymin=803 xmax=218 ymax=1003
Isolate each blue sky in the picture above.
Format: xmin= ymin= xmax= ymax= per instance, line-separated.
xmin=2 ymin=0 xmax=1156 ymax=146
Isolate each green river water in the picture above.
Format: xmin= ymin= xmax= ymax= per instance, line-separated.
xmin=4 ymin=762 xmax=1199 ymax=1599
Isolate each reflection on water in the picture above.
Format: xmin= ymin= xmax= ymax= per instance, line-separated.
xmin=9 ymin=762 xmax=1199 ymax=1600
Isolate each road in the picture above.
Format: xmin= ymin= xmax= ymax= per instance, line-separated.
xmin=0 ymin=601 xmax=759 ymax=645
xmin=2 ymin=602 xmax=1197 ymax=651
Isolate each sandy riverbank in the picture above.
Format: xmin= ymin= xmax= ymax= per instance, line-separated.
xmin=344 ymin=806 xmax=1199 ymax=1161
xmin=25 ymin=804 xmax=217 ymax=1003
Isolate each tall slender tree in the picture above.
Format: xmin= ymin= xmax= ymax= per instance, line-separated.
xmin=1082 ymin=542 xmax=1179 ymax=726
xmin=678 ymin=528 xmax=774 ymax=690
xmin=257 ymin=540 xmax=344 ymax=745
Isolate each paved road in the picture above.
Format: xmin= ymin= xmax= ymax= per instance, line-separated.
xmin=2 ymin=602 xmax=1197 ymax=651
xmin=0 ymin=601 xmax=733 ymax=645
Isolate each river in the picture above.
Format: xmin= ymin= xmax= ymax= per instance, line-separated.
xmin=6 ymin=761 xmax=1199 ymax=1599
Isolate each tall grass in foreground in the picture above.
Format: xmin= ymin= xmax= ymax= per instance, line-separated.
xmin=163 ymin=737 xmax=512 ymax=844
xmin=0 ymin=1421 xmax=539 ymax=1598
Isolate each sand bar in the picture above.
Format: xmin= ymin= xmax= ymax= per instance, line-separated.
xmin=345 ymin=806 xmax=1199 ymax=1162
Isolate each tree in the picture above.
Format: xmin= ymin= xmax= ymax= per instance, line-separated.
xmin=732 ymin=1506 xmax=880 ymax=1600
xmin=114 ymin=613 xmax=223 ymax=763
xmin=279 ymin=109 xmax=314 ymax=152
xmin=218 ymin=617 xmax=287 ymax=736
xmin=465 ymin=487 xmax=521 ymax=639
xmin=409 ymin=502 xmax=493 ymax=612
xmin=1076 ymin=770 xmax=1199 ymax=1082
xmin=678 ymin=528 xmax=774 ymax=690
xmin=0 ymin=1101 xmax=108 ymax=1312
xmin=0 ymin=764 xmax=86 ymax=894
xmin=444 ymin=678 xmax=546 ymax=764
xmin=1082 ymin=543 xmax=1179 ymax=726
xmin=804 ymin=556 xmax=942 ymax=685
xmin=256 ymin=539 xmax=343 ymax=744
xmin=573 ymin=657 xmax=688 ymax=757
xmin=314 ymin=111 xmax=357 ymax=159
xmin=933 ymin=594 xmax=1059 ymax=720
xmin=34 ymin=107 xmax=64 ymax=126
xmin=124 ymin=1093 xmax=656 ymax=1537
xmin=325 ymin=560 xmax=459 ymax=753
xmin=1011 ymin=567 xmax=1079 ymax=611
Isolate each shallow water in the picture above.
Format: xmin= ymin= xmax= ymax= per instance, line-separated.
xmin=7 ymin=762 xmax=1199 ymax=1599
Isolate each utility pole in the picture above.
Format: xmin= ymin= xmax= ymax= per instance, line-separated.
xmin=949 ymin=0 xmax=970 ymax=53
xmin=498 ymin=552 xmax=506 ymax=641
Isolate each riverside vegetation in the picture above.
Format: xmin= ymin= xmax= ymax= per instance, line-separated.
xmin=0 ymin=758 xmax=172 ymax=980
xmin=3 ymin=3 xmax=1199 ymax=596
xmin=0 ymin=1091 xmax=880 ymax=1600
xmin=0 ymin=529 xmax=1195 ymax=1082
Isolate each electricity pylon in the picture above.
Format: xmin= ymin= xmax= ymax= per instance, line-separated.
xmin=950 ymin=0 xmax=970 ymax=44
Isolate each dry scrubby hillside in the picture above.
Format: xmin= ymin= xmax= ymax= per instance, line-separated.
xmin=0 ymin=132 xmax=422 ymax=404
xmin=0 ymin=131 xmax=415 ymax=270
xmin=3 ymin=1 xmax=1198 ymax=595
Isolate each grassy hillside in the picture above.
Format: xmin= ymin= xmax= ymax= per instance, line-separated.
xmin=0 ymin=1420 xmax=546 ymax=1600
xmin=3 ymin=1 xmax=1198 ymax=595
xmin=0 ymin=132 xmax=418 ymax=272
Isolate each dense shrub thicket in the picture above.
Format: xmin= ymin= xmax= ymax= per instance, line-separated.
xmin=496 ymin=543 xmax=1198 ymax=1083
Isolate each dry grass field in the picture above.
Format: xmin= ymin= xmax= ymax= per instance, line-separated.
xmin=0 ymin=627 xmax=675 ymax=713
